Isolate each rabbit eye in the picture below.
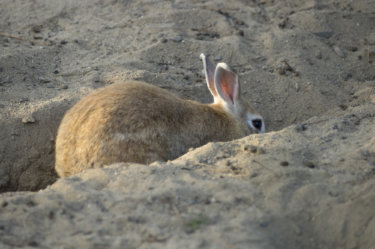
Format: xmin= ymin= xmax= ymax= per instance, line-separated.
xmin=252 ymin=119 xmax=262 ymax=130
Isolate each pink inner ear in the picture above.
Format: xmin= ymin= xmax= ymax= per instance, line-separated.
xmin=215 ymin=66 xmax=238 ymax=105
xmin=221 ymin=73 xmax=236 ymax=104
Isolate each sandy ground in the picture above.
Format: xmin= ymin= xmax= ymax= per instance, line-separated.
xmin=0 ymin=0 xmax=374 ymax=248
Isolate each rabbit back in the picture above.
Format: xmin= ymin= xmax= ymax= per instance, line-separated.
xmin=55 ymin=81 xmax=243 ymax=177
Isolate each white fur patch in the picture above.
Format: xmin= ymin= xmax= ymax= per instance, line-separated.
xmin=113 ymin=133 xmax=126 ymax=142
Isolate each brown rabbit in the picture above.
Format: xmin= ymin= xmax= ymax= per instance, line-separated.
xmin=55 ymin=54 xmax=265 ymax=177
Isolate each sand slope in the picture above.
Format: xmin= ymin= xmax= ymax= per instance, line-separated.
xmin=0 ymin=0 xmax=375 ymax=248
xmin=1 ymin=103 xmax=375 ymax=249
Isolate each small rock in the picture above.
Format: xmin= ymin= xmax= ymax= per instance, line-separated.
xmin=295 ymin=123 xmax=307 ymax=132
xmin=333 ymin=46 xmax=345 ymax=58
xmin=303 ymin=161 xmax=315 ymax=169
xmin=332 ymin=123 xmax=340 ymax=130
xmin=214 ymin=55 xmax=222 ymax=61
xmin=348 ymin=46 xmax=358 ymax=52
xmin=295 ymin=82 xmax=300 ymax=91
xmin=58 ymin=85 xmax=68 ymax=90
xmin=19 ymin=98 xmax=29 ymax=103
xmin=278 ymin=18 xmax=288 ymax=29
xmin=28 ymin=241 xmax=38 ymax=247
xmin=236 ymin=30 xmax=244 ymax=36
xmin=22 ymin=115 xmax=36 ymax=124
xmin=242 ymin=144 xmax=249 ymax=151
xmin=161 ymin=38 xmax=168 ymax=43
xmin=339 ymin=104 xmax=348 ymax=110
xmin=242 ymin=144 xmax=258 ymax=153
xmin=276 ymin=59 xmax=297 ymax=76
xmin=257 ymin=148 xmax=266 ymax=155
xmin=249 ymin=145 xmax=258 ymax=153
xmin=344 ymin=73 xmax=352 ymax=81
xmin=328 ymin=190 xmax=339 ymax=197
xmin=280 ymin=161 xmax=289 ymax=167
xmin=367 ymin=47 xmax=375 ymax=63
xmin=315 ymin=51 xmax=322 ymax=59
xmin=171 ymin=35 xmax=183 ymax=42
xmin=259 ymin=220 xmax=269 ymax=228
xmin=313 ymin=31 xmax=334 ymax=39
xmin=32 ymin=25 xmax=42 ymax=33
xmin=39 ymin=77 xmax=50 ymax=83
xmin=235 ymin=20 xmax=245 ymax=25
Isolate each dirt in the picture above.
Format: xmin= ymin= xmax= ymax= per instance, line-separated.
xmin=0 ymin=0 xmax=374 ymax=248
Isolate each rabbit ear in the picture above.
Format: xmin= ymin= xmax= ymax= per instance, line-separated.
xmin=214 ymin=63 xmax=239 ymax=106
xmin=200 ymin=53 xmax=218 ymax=98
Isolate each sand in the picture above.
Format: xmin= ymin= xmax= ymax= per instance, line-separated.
xmin=0 ymin=0 xmax=374 ymax=248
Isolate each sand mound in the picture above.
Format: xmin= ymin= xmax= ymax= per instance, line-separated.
xmin=0 ymin=0 xmax=374 ymax=248
xmin=1 ymin=103 xmax=374 ymax=248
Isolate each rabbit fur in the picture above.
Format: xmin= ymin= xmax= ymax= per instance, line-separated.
xmin=55 ymin=54 xmax=265 ymax=177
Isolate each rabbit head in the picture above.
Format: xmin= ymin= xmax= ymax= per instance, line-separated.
xmin=200 ymin=53 xmax=265 ymax=134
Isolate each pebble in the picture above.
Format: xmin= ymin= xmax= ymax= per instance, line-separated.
xmin=236 ymin=30 xmax=244 ymax=36
xmin=295 ymin=82 xmax=300 ymax=91
xmin=280 ymin=161 xmax=289 ymax=166
xmin=348 ymin=46 xmax=358 ymax=52
xmin=249 ymin=146 xmax=258 ymax=153
xmin=241 ymin=144 xmax=257 ymax=153
xmin=257 ymin=148 xmax=266 ymax=155
xmin=171 ymin=35 xmax=183 ymax=42
xmin=32 ymin=25 xmax=42 ymax=33
xmin=333 ymin=46 xmax=345 ymax=58
xmin=22 ymin=115 xmax=36 ymax=124
xmin=259 ymin=220 xmax=269 ymax=228
xmin=295 ymin=123 xmax=307 ymax=132
xmin=276 ymin=60 xmax=297 ymax=76
xmin=303 ymin=161 xmax=315 ymax=169
xmin=315 ymin=51 xmax=322 ymax=59
xmin=367 ymin=47 xmax=375 ymax=63
xmin=58 ymin=85 xmax=68 ymax=90
xmin=214 ymin=55 xmax=222 ymax=61
xmin=39 ymin=77 xmax=50 ymax=83
xmin=19 ymin=98 xmax=29 ymax=103
xmin=313 ymin=31 xmax=334 ymax=39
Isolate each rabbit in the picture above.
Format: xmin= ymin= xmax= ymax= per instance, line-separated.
xmin=55 ymin=54 xmax=265 ymax=177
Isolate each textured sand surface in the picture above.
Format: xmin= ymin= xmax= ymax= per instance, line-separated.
xmin=0 ymin=0 xmax=374 ymax=248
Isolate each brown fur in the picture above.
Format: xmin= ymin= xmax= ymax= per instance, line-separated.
xmin=55 ymin=80 xmax=261 ymax=177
